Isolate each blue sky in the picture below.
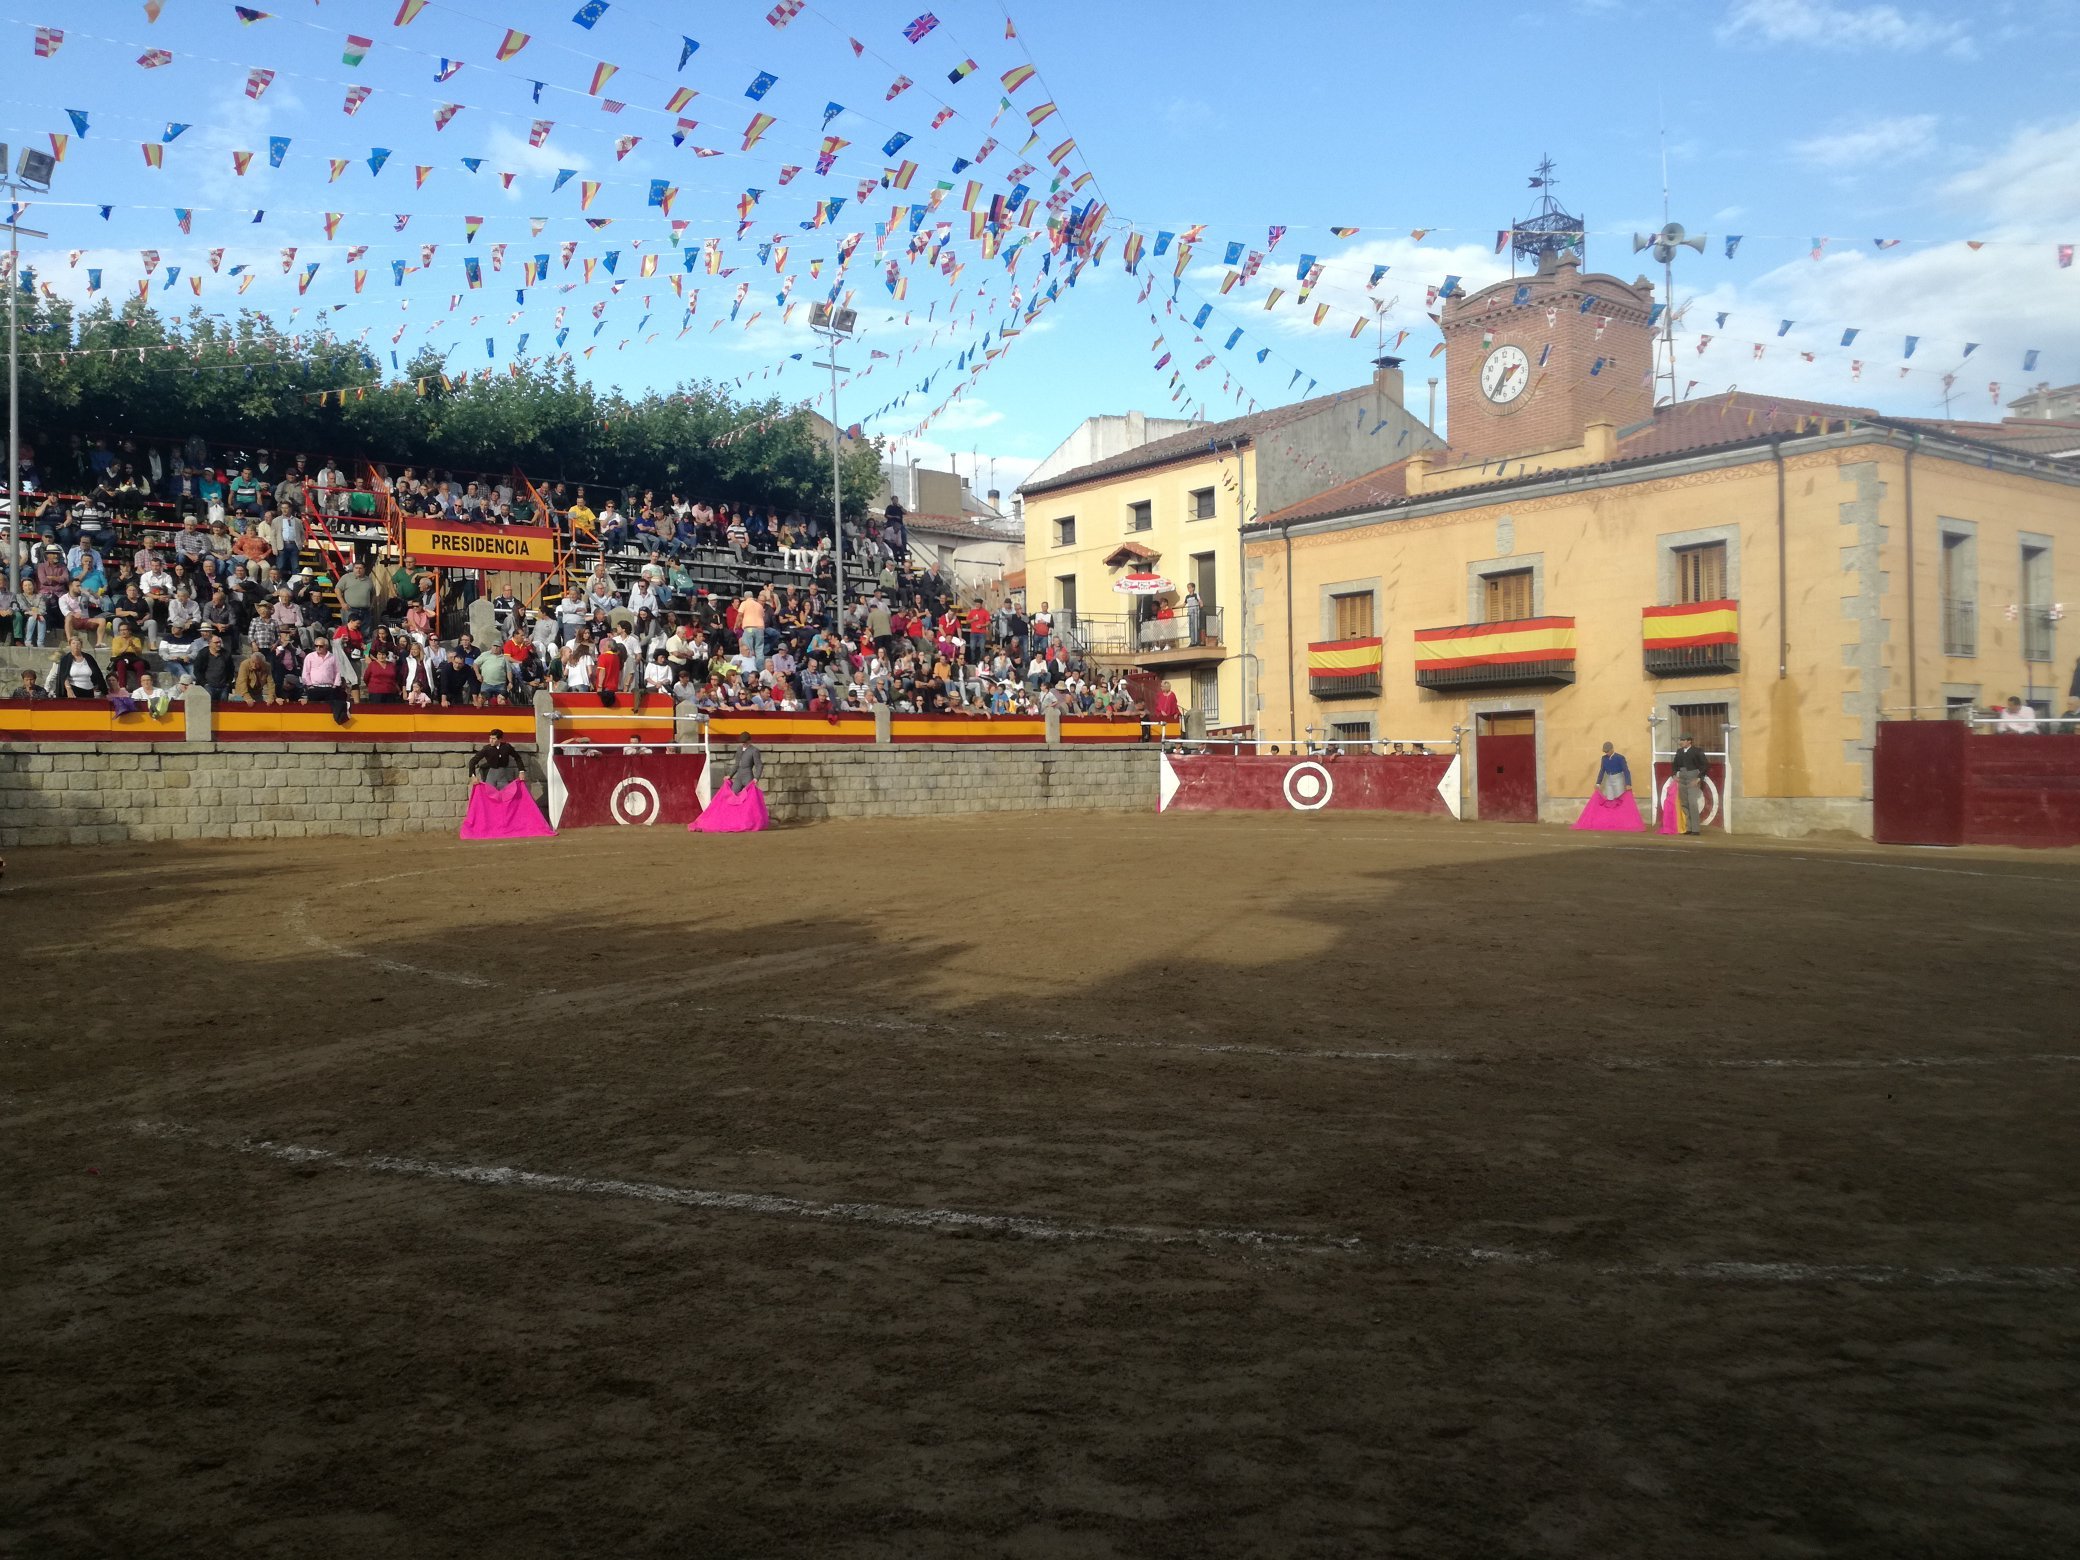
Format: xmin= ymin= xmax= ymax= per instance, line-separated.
xmin=6 ymin=0 xmax=2078 ymax=491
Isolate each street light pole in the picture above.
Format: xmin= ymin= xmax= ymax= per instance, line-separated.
xmin=809 ymin=301 xmax=857 ymax=643
xmin=825 ymin=342 xmax=845 ymax=633
xmin=1 ymin=144 xmax=56 ymax=591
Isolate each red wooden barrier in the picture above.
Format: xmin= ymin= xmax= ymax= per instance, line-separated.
xmin=1159 ymin=752 xmax=1457 ymax=815
xmin=1874 ymin=720 xmax=2080 ymax=848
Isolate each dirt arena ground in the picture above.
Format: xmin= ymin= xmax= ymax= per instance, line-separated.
xmin=3 ymin=810 xmax=2077 ymax=1559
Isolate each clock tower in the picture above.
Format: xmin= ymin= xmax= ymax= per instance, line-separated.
xmin=1437 ymin=247 xmax=1660 ymax=468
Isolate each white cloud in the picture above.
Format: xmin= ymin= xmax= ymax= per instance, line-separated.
xmin=1941 ymin=116 xmax=2080 ymax=226
xmin=1790 ymin=113 xmax=1939 ymax=169
xmin=1718 ymin=0 xmax=1974 ymax=55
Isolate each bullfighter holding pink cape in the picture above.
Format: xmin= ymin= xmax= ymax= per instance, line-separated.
xmin=1572 ymin=739 xmax=1647 ymax=832
xmin=692 ymin=732 xmax=772 ymax=833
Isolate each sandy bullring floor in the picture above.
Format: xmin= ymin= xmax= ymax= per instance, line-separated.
xmin=3 ymin=811 xmax=2077 ymax=1558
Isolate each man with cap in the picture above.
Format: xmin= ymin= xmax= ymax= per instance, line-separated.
xmin=1670 ymin=733 xmax=1711 ymax=836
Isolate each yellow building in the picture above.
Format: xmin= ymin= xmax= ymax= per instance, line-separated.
xmin=1244 ymin=253 xmax=2080 ymax=836
xmin=1020 ymin=373 xmax=1439 ymax=729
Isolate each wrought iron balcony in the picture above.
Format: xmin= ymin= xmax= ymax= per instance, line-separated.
xmin=1413 ymin=617 xmax=1577 ymax=691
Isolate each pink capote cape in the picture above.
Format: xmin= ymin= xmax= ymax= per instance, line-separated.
xmin=459 ymin=779 xmax=556 ymax=840
xmin=690 ymin=779 xmax=771 ymax=834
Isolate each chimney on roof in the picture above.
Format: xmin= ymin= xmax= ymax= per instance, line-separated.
xmin=987 ymin=488 xmax=1000 ymax=505
xmin=1372 ymin=354 xmax=1405 ymax=416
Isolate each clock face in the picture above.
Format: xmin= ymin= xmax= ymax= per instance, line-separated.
xmin=1480 ymin=344 xmax=1532 ymax=405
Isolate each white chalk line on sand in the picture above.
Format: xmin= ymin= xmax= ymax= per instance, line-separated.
xmin=751 ymin=1010 xmax=2079 ymax=1072
xmin=133 ymin=1123 xmax=2077 ymax=1289
xmin=130 ymin=1122 xmax=1356 ymax=1255
xmin=287 ymin=885 xmax=493 ymax=989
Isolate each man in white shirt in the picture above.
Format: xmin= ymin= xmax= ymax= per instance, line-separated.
xmin=316 ymin=460 xmax=348 ymax=515
xmin=1995 ymin=696 xmax=2039 ymax=734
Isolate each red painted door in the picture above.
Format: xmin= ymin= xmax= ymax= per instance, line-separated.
xmin=1478 ymin=732 xmax=1539 ymax=822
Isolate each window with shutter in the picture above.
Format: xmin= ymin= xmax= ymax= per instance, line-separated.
xmin=1482 ymin=569 xmax=1534 ymax=623
xmin=1674 ymin=542 xmax=1727 ymax=603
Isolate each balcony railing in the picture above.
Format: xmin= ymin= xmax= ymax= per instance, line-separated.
xmin=1310 ymin=669 xmax=1382 ymax=699
xmin=1413 ymin=617 xmax=1577 ymax=691
xmin=1942 ymin=596 xmax=1976 ymax=657
xmin=2023 ymin=603 xmax=2055 ymax=663
xmin=1642 ymin=600 xmax=1739 ymax=677
xmin=1055 ymin=608 xmax=1224 ymax=661
xmin=1645 ymin=644 xmax=1741 ymax=675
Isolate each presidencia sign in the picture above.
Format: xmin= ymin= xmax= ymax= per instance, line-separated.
xmin=403 ymin=519 xmax=556 ymax=573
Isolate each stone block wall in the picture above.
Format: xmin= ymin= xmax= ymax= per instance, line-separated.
xmin=0 ymin=743 xmax=1156 ymax=847
xmin=750 ymin=745 xmax=1155 ymax=824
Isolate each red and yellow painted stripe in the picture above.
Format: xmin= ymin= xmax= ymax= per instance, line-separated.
xmin=1413 ymin=617 xmax=1577 ymax=669
xmin=0 ymin=701 xmax=186 ymax=744
xmin=1642 ymin=599 xmax=1739 ymax=650
xmin=1307 ymin=636 xmax=1383 ymax=679
xmin=213 ymin=707 xmax=526 ymax=743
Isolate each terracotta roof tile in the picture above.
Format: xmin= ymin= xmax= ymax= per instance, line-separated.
xmin=1018 ymin=387 xmax=1365 ymax=495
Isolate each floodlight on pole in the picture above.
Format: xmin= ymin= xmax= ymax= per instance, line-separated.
xmin=809 ymin=301 xmax=857 ymax=633
xmin=3 ymin=141 xmax=57 ymax=588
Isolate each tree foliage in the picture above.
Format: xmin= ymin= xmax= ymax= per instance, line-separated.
xmin=14 ymin=290 xmax=884 ymax=514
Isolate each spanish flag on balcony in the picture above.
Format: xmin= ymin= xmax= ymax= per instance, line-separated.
xmin=1307 ymin=637 xmax=1383 ymax=679
xmin=1414 ymin=618 xmax=1577 ymax=669
xmin=1642 ymin=599 xmax=1738 ymax=649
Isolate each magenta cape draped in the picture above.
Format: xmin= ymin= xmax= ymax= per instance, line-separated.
xmin=1572 ymin=790 xmax=1648 ymax=832
xmin=459 ymin=779 xmax=556 ymax=840
xmin=690 ymin=778 xmax=771 ymax=833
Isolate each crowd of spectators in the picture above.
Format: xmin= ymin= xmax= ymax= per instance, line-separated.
xmin=3 ymin=433 xmax=1147 ymax=723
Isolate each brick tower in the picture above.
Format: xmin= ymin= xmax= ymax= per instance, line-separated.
xmin=1437 ymin=248 xmax=1660 ymax=466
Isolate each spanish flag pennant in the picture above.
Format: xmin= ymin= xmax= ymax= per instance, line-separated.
xmin=415 ymin=164 xmax=433 ymax=188
xmin=1047 ymin=137 xmax=1075 ymax=164
xmin=1027 ymin=101 xmax=1057 ymax=127
xmin=1002 ymin=64 xmax=1035 ymax=92
xmin=354 ymin=269 xmax=367 ymax=293
xmin=495 ymin=28 xmax=529 ymax=61
xmin=665 ymin=87 xmax=695 ymax=113
xmin=589 ymin=61 xmax=617 ymax=95
xmin=231 ymin=150 xmax=254 ymax=175
xmin=583 ymin=257 xmax=597 ymax=282
xmin=581 ymin=180 xmax=602 ymax=209
xmin=328 ymin=158 xmax=348 ymax=182
xmin=141 ymin=143 xmax=165 ymax=168
xmin=1264 ymin=286 xmax=1284 ymax=310
xmin=48 ymin=133 xmax=68 ymax=163
xmin=323 ymin=212 xmax=342 ymax=239
xmin=189 ymin=275 xmax=203 ymax=295
xmin=640 ymin=252 xmax=657 ymax=276
xmin=742 ymin=112 xmax=775 ymax=150
xmin=395 ymin=0 xmax=429 ymax=23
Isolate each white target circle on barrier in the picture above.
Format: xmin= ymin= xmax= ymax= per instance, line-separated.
xmin=1283 ymin=761 xmax=1334 ymax=811
xmin=610 ymin=776 xmax=662 ymax=826
xmin=1659 ymin=774 xmax=1721 ymax=828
